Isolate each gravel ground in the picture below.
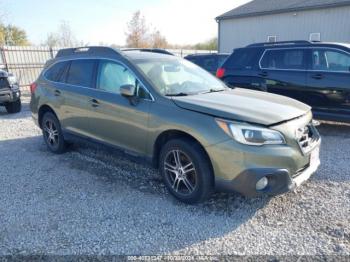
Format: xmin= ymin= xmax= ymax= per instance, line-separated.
xmin=0 ymin=94 xmax=349 ymax=256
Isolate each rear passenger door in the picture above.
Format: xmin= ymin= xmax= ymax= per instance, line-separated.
xmin=259 ymin=48 xmax=308 ymax=102
xmin=58 ymin=59 xmax=98 ymax=137
xmin=306 ymin=48 xmax=350 ymax=115
xmin=86 ymin=59 xmax=152 ymax=155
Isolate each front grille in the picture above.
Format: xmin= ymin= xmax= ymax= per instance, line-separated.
xmin=296 ymin=124 xmax=319 ymax=154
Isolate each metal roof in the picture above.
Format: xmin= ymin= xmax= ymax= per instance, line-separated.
xmin=216 ymin=0 xmax=350 ymax=20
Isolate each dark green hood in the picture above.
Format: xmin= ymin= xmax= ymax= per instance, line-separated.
xmin=172 ymin=88 xmax=311 ymax=126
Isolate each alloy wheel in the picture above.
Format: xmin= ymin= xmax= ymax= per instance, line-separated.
xmin=163 ymin=150 xmax=197 ymax=196
xmin=43 ymin=119 xmax=59 ymax=147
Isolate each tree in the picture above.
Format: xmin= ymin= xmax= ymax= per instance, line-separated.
xmin=44 ymin=32 xmax=60 ymax=48
xmin=125 ymin=11 xmax=150 ymax=48
xmin=44 ymin=21 xmax=78 ymax=47
xmin=194 ymin=37 xmax=218 ymax=51
xmin=150 ymin=30 xmax=168 ymax=48
xmin=0 ymin=24 xmax=29 ymax=46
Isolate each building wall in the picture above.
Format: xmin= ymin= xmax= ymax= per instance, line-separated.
xmin=218 ymin=5 xmax=350 ymax=52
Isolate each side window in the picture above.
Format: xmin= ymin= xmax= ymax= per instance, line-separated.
xmin=202 ymin=57 xmax=217 ymax=71
xmin=312 ymin=49 xmax=350 ymax=72
xmin=186 ymin=57 xmax=198 ymax=65
xmin=261 ymin=49 xmax=305 ymax=70
xmin=190 ymin=57 xmax=201 ymax=66
xmin=137 ymin=86 xmax=152 ymax=100
xmin=66 ymin=60 xmax=96 ymax=87
xmin=97 ymin=61 xmax=136 ymax=94
xmin=45 ymin=61 xmax=69 ymax=82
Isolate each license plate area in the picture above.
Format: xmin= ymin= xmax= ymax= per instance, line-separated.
xmin=310 ymin=146 xmax=320 ymax=167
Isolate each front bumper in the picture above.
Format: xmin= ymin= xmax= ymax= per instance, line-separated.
xmin=207 ymin=133 xmax=321 ymax=197
xmin=0 ymin=88 xmax=21 ymax=104
xmin=215 ymin=145 xmax=320 ymax=197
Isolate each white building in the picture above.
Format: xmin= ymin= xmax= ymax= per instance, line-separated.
xmin=216 ymin=0 xmax=350 ymax=52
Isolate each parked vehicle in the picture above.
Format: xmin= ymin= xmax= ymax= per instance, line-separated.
xmin=185 ymin=53 xmax=229 ymax=75
xmin=217 ymin=41 xmax=350 ymax=123
xmin=0 ymin=69 xmax=21 ymax=113
xmin=30 ymin=47 xmax=321 ymax=203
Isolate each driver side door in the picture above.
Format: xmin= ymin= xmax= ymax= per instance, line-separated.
xmin=87 ymin=59 xmax=153 ymax=155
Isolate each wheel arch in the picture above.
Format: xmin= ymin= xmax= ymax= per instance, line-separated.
xmin=38 ymin=104 xmax=59 ymax=129
xmin=152 ymin=130 xmax=214 ymax=182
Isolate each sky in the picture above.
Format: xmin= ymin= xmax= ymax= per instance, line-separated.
xmin=1 ymin=0 xmax=251 ymax=46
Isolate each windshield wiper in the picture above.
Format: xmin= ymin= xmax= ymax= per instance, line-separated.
xmin=165 ymin=92 xmax=189 ymax=97
xmin=200 ymin=89 xmax=226 ymax=94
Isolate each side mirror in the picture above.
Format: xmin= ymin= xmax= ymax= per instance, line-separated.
xmin=120 ymin=84 xmax=136 ymax=97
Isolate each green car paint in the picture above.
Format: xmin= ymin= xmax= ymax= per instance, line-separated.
xmin=30 ymin=47 xmax=321 ymax=200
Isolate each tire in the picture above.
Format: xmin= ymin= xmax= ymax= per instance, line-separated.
xmin=159 ymin=138 xmax=214 ymax=204
xmin=5 ymin=99 xmax=21 ymax=114
xmin=41 ymin=112 xmax=67 ymax=154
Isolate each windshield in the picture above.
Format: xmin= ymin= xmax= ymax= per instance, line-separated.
xmin=134 ymin=57 xmax=226 ymax=96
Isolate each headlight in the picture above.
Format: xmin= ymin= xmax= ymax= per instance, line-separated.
xmin=216 ymin=119 xmax=286 ymax=146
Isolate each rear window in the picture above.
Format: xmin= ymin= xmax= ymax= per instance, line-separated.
xmin=45 ymin=61 xmax=69 ymax=82
xmin=260 ymin=49 xmax=306 ymax=70
xmin=66 ymin=59 xmax=96 ymax=87
xmin=201 ymin=56 xmax=217 ymax=71
xmin=218 ymin=55 xmax=229 ymax=67
xmin=224 ymin=49 xmax=260 ymax=69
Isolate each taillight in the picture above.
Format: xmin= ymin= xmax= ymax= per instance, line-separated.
xmin=216 ymin=67 xmax=225 ymax=78
xmin=30 ymin=83 xmax=37 ymax=94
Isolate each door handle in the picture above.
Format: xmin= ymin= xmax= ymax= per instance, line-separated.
xmin=54 ymin=90 xmax=61 ymax=96
xmin=90 ymin=99 xmax=100 ymax=107
xmin=311 ymin=74 xmax=324 ymax=80
xmin=259 ymin=71 xmax=268 ymax=77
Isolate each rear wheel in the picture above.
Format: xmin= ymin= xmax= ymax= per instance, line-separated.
xmin=5 ymin=99 xmax=21 ymax=114
xmin=159 ymin=139 xmax=213 ymax=204
xmin=41 ymin=112 xmax=67 ymax=154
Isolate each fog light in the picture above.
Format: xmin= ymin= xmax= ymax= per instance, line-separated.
xmin=256 ymin=177 xmax=268 ymax=191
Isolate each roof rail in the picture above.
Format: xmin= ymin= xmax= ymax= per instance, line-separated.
xmin=55 ymin=46 xmax=122 ymax=58
xmin=122 ymin=48 xmax=174 ymax=56
xmin=247 ymin=40 xmax=312 ymax=47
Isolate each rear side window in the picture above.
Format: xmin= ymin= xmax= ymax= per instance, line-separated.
xmin=260 ymin=49 xmax=306 ymax=70
xmin=312 ymin=49 xmax=350 ymax=71
xmin=224 ymin=49 xmax=260 ymax=69
xmin=45 ymin=61 xmax=69 ymax=82
xmin=66 ymin=60 xmax=96 ymax=87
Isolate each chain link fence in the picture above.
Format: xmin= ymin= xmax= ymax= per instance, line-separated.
xmin=0 ymin=46 xmax=216 ymax=91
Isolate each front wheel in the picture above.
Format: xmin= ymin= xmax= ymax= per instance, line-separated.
xmin=41 ymin=112 xmax=67 ymax=154
xmin=159 ymin=139 xmax=214 ymax=204
xmin=5 ymin=99 xmax=21 ymax=114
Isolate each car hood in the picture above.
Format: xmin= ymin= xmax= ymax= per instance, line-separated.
xmin=172 ymin=88 xmax=311 ymax=126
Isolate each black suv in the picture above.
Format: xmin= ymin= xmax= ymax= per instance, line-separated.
xmin=0 ymin=69 xmax=21 ymax=113
xmin=185 ymin=53 xmax=229 ymax=75
xmin=217 ymin=41 xmax=350 ymax=123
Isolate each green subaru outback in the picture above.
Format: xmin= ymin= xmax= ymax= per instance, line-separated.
xmin=30 ymin=47 xmax=321 ymax=203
